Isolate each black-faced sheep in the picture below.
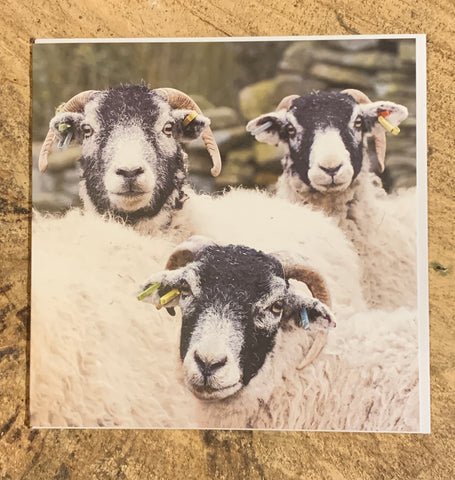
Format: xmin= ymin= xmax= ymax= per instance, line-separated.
xmin=39 ymin=85 xmax=222 ymax=233
xmin=139 ymin=237 xmax=420 ymax=431
xmin=30 ymin=212 xmax=419 ymax=431
xmin=138 ymin=235 xmax=335 ymax=402
xmin=29 ymin=207 xmax=358 ymax=427
xmin=247 ymin=89 xmax=416 ymax=310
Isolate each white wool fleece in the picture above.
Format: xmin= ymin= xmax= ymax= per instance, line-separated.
xmin=277 ymin=164 xmax=417 ymax=311
xmin=31 ymin=210 xmax=418 ymax=431
xmin=31 ymin=210 xmax=198 ymax=427
xmin=194 ymin=307 xmax=419 ymax=432
xmin=172 ymin=188 xmax=367 ymax=319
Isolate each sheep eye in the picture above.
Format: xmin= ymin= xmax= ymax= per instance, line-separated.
xmin=163 ymin=122 xmax=173 ymax=136
xmin=270 ymin=301 xmax=284 ymax=315
xmin=286 ymin=124 xmax=296 ymax=138
xmin=81 ymin=124 xmax=93 ymax=138
xmin=354 ymin=117 xmax=363 ymax=129
xmin=180 ymin=284 xmax=192 ymax=299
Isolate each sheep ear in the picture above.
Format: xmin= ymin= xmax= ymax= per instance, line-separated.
xmin=359 ymin=101 xmax=408 ymax=172
xmin=285 ymin=284 xmax=336 ymax=330
xmin=359 ymin=101 xmax=409 ymax=131
xmin=49 ymin=112 xmax=85 ymax=144
xmin=174 ymin=109 xmax=211 ymax=141
xmin=299 ymin=298 xmax=336 ymax=330
xmin=246 ymin=110 xmax=287 ymax=146
xmin=137 ymin=268 xmax=185 ymax=305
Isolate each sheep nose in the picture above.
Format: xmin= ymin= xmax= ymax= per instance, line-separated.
xmin=116 ymin=167 xmax=144 ymax=179
xmin=320 ymin=164 xmax=342 ymax=177
xmin=194 ymin=351 xmax=228 ymax=377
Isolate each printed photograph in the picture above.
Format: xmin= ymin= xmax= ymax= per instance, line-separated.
xmin=30 ymin=36 xmax=428 ymax=431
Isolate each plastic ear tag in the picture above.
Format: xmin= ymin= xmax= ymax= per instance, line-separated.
xmin=250 ymin=120 xmax=273 ymax=137
xmin=57 ymin=130 xmax=73 ymax=150
xmin=182 ymin=110 xmax=198 ymax=127
xmin=58 ymin=123 xmax=71 ymax=132
xmin=137 ymin=282 xmax=161 ymax=301
xmin=157 ymin=289 xmax=180 ymax=309
xmin=378 ymin=111 xmax=400 ymax=135
xmin=300 ymin=308 xmax=310 ymax=330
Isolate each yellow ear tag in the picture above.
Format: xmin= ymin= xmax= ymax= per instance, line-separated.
xmin=378 ymin=114 xmax=400 ymax=135
xmin=156 ymin=289 xmax=180 ymax=309
xmin=182 ymin=111 xmax=198 ymax=127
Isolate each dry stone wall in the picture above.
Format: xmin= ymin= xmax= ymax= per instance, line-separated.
xmin=33 ymin=38 xmax=417 ymax=211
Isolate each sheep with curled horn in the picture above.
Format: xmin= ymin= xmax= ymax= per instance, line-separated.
xmin=138 ymin=235 xmax=336 ymax=403
xmin=38 ymin=85 xmax=368 ymax=317
xmin=247 ymin=89 xmax=416 ymax=310
xmin=39 ymin=85 xmax=222 ymax=233
xmin=138 ymin=236 xmax=419 ymax=431
xmin=31 ymin=198 xmax=364 ymax=427
xmin=31 ymin=210 xmax=418 ymax=430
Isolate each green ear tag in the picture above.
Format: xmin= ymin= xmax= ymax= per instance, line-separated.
xmin=57 ymin=131 xmax=73 ymax=150
xmin=137 ymin=282 xmax=161 ymax=301
xmin=58 ymin=123 xmax=71 ymax=132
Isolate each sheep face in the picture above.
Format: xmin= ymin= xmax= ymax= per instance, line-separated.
xmin=49 ymin=86 xmax=210 ymax=222
xmin=140 ymin=241 xmax=335 ymax=401
xmin=247 ymin=91 xmax=408 ymax=193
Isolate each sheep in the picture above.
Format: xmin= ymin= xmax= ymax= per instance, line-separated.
xmin=38 ymin=85 xmax=368 ymax=317
xmin=139 ymin=237 xmax=420 ymax=432
xmin=31 ymin=212 xmax=418 ymax=431
xmin=38 ymin=85 xmax=222 ymax=234
xmin=30 ymin=198 xmax=364 ymax=427
xmin=138 ymin=235 xmax=336 ymax=400
xmin=246 ymin=89 xmax=416 ymax=311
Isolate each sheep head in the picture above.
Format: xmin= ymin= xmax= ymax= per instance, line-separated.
xmin=39 ymin=85 xmax=222 ymax=223
xmin=247 ymin=90 xmax=408 ymax=194
xmin=139 ymin=236 xmax=335 ymax=401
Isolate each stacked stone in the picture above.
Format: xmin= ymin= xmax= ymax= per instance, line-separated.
xmin=33 ymin=39 xmax=417 ymax=211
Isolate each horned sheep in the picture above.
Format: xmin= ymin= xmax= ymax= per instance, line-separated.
xmin=142 ymin=237 xmax=419 ymax=431
xmin=30 ymin=215 xmax=419 ymax=431
xmin=38 ymin=85 xmax=366 ymax=316
xmin=38 ymin=85 xmax=222 ymax=234
xmin=247 ymin=89 xmax=417 ymax=310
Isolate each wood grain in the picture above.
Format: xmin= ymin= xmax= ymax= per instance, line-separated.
xmin=1 ymin=0 xmax=454 ymax=478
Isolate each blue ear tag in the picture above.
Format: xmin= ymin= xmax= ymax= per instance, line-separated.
xmin=250 ymin=120 xmax=273 ymax=137
xmin=300 ymin=308 xmax=310 ymax=330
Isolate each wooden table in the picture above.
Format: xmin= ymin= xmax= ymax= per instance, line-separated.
xmin=1 ymin=2 xmax=454 ymax=478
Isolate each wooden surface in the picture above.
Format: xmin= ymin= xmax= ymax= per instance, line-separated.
xmin=1 ymin=1 xmax=454 ymax=478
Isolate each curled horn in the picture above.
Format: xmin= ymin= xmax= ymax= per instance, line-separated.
xmin=275 ymin=94 xmax=300 ymax=112
xmin=165 ymin=235 xmax=216 ymax=271
xmin=155 ymin=87 xmax=222 ymax=177
xmin=38 ymin=90 xmax=99 ymax=173
xmin=342 ymin=88 xmax=387 ymax=173
xmin=284 ymin=265 xmax=331 ymax=308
